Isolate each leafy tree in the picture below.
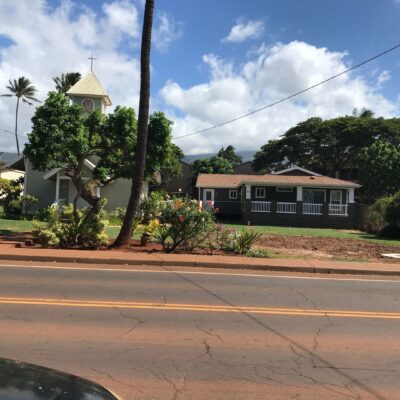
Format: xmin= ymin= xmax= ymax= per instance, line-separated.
xmin=254 ymin=115 xmax=400 ymax=177
xmin=52 ymin=72 xmax=81 ymax=93
xmin=159 ymin=143 xmax=184 ymax=185
xmin=115 ymin=0 xmax=154 ymax=248
xmin=217 ymin=145 xmax=242 ymax=166
xmin=24 ymin=91 xmax=177 ymax=219
xmin=1 ymin=77 xmax=40 ymax=155
xmin=192 ymin=156 xmax=234 ymax=175
xmin=358 ymin=140 xmax=400 ymax=202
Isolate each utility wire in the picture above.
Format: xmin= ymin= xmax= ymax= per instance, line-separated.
xmin=0 ymin=128 xmax=27 ymax=140
xmin=174 ymin=43 xmax=400 ymax=140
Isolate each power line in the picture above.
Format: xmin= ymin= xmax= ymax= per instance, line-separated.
xmin=174 ymin=42 xmax=400 ymax=140
xmin=0 ymin=128 xmax=28 ymax=140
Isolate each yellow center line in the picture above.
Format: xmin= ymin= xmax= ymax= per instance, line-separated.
xmin=0 ymin=296 xmax=399 ymax=319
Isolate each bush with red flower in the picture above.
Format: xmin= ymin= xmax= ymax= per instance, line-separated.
xmin=153 ymin=198 xmax=214 ymax=253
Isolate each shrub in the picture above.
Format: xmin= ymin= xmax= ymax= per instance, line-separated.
xmin=153 ymin=198 xmax=214 ymax=253
xmin=367 ymin=195 xmax=394 ymax=233
xmin=33 ymin=206 xmax=53 ymax=222
xmin=108 ymin=207 xmax=126 ymax=225
xmin=140 ymin=191 xmax=168 ymax=224
xmin=0 ymin=177 xmax=38 ymax=218
xmin=232 ymin=229 xmax=262 ymax=254
xmin=379 ymin=224 xmax=400 ymax=239
xmin=245 ymin=248 xmax=270 ymax=258
xmin=206 ymin=224 xmax=237 ymax=253
xmin=33 ymin=200 xmax=108 ymax=249
xmin=385 ymin=192 xmax=400 ymax=227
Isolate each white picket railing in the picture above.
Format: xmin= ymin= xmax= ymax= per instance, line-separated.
xmin=251 ymin=201 xmax=271 ymax=213
xmin=303 ymin=203 xmax=323 ymax=215
xmin=277 ymin=202 xmax=297 ymax=214
xmin=329 ymin=204 xmax=348 ymax=216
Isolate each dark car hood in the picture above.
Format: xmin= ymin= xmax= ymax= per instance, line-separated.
xmin=0 ymin=358 xmax=121 ymax=400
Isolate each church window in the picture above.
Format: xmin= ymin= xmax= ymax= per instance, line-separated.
xmin=81 ymin=98 xmax=94 ymax=112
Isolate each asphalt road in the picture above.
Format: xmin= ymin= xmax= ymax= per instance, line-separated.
xmin=0 ymin=261 xmax=400 ymax=400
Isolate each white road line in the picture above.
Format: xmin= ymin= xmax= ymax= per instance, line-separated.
xmin=0 ymin=262 xmax=399 ymax=283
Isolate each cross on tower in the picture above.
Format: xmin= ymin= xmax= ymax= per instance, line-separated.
xmin=88 ymin=54 xmax=97 ymax=71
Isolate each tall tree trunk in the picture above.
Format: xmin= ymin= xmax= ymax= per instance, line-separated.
xmin=113 ymin=0 xmax=154 ymax=248
xmin=15 ymin=97 xmax=20 ymax=155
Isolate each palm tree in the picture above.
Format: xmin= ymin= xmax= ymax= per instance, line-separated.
xmin=52 ymin=72 xmax=81 ymax=93
xmin=114 ymin=0 xmax=155 ymax=247
xmin=1 ymin=77 xmax=40 ymax=155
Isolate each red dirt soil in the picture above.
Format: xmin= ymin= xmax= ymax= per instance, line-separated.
xmin=257 ymin=234 xmax=400 ymax=261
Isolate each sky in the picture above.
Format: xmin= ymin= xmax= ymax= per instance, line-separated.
xmin=0 ymin=0 xmax=400 ymax=155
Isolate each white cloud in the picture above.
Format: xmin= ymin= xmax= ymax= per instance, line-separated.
xmin=0 ymin=0 xmax=141 ymax=153
xmin=161 ymin=41 xmax=398 ymax=154
xmin=222 ymin=20 xmax=264 ymax=43
xmin=153 ymin=11 xmax=184 ymax=53
xmin=377 ymin=70 xmax=391 ymax=88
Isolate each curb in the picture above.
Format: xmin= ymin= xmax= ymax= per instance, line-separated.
xmin=0 ymin=253 xmax=399 ymax=277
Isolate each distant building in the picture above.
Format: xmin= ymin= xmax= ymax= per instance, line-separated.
xmin=153 ymin=160 xmax=194 ymax=197
xmin=233 ymin=161 xmax=261 ymax=175
xmin=196 ymin=166 xmax=363 ymax=228
xmin=0 ymin=152 xmax=24 ymax=181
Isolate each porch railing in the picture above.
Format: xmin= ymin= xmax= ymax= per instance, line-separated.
xmin=329 ymin=204 xmax=348 ymax=216
xmin=251 ymin=201 xmax=271 ymax=213
xmin=277 ymin=202 xmax=297 ymax=214
xmin=303 ymin=203 xmax=323 ymax=215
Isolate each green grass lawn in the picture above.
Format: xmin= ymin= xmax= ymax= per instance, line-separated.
xmin=0 ymin=218 xmax=137 ymax=240
xmin=224 ymin=223 xmax=400 ymax=247
xmin=0 ymin=218 xmax=37 ymax=235
xmin=0 ymin=218 xmax=398 ymax=247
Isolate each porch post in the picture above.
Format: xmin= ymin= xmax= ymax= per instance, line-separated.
xmin=55 ymin=172 xmax=60 ymax=204
xmin=245 ymin=184 xmax=251 ymax=200
xmin=296 ymin=186 xmax=303 ymax=201
xmin=348 ymin=188 xmax=355 ymax=203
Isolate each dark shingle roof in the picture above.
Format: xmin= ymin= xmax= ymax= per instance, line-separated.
xmin=0 ymin=152 xmax=20 ymax=166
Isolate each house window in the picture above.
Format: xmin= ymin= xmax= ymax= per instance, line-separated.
xmin=276 ymin=187 xmax=293 ymax=193
xmin=229 ymin=189 xmax=238 ymax=200
xmin=330 ymin=190 xmax=342 ymax=205
xmin=303 ymin=189 xmax=325 ymax=203
xmin=255 ymin=187 xmax=265 ymax=199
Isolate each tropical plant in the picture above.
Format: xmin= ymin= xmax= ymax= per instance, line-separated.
xmin=245 ymin=248 xmax=270 ymax=258
xmin=367 ymin=195 xmax=394 ymax=233
xmin=231 ymin=229 xmax=262 ymax=254
xmin=114 ymin=0 xmax=155 ymax=247
xmin=0 ymin=177 xmax=38 ymax=217
xmin=140 ymin=191 xmax=168 ymax=224
xmin=206 ymin=224 xmax=237 ymax=253
xmin=52 ymin=72 xmax=81 ymax=93
xmin=217 ymin=145 xmax=243 ymax=166
xmin=1 ymin=77 xmax=40 ymax=154
xmin=153 ymin=198 xmax=214 ymax=253
xmin=33 ymin=200 xmax=108 ymax=249
xmin=108 ymin=207 xmax=127 ymax=225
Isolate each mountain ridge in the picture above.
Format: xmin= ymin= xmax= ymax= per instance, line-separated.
xmin=184 ymin=150 xmax=256 ymax=164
